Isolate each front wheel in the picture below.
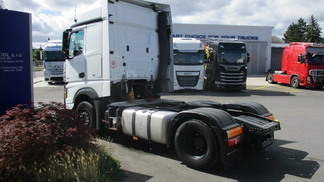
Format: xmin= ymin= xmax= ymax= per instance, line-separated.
xmin=75 ymin=101 xmax=96 ymax=128
xmin=174 ymin=119 xmax=219 ymax=169
xmin=290 ymin=76 xmax=299 ymax=88
xmin=267 ymin=73 xmax=276 ymax=84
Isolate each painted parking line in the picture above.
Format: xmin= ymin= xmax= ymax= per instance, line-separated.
xmin=245 ymin=85 xmax=301 ymax=92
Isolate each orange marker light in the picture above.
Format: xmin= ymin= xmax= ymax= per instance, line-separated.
xmin=266 ymin=115 xmax=275 ymax=120
xmin=133 ymin=136 xmax=139 ymax=141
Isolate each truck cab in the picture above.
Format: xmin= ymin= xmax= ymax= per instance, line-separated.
xmin=42 ymin=40 xmax=64 ymax=83
xmin=173 ymin=38 xmax=205 ymax=91
xmin=62 ymin=0 xmax=173 ymax=115
xmin=204 ymin=40 xmax=250 ymax=90
xmin=267 ymin=42 xmax=324 ymax=89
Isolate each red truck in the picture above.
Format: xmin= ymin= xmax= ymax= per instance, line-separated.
xmin=266 ymin=42 xmax=324 ymax=89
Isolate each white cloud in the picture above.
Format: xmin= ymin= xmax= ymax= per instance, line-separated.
xmin=3 ymin=0 xmax=324 ymax=44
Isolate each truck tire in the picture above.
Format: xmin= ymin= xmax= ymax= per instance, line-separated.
xmin=175 ymin=119 xmax=219 ymax=169
xmin=290 ymin=76 xmax=299 ymax=88
xmin=75 ymin=101 xmax=96 ymax=128
xmin=267 ymin=73 xmax=276 ymax=84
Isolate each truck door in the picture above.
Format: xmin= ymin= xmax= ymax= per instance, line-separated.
xmin=85 ymin=23 xmax=102 ymax=80
xmin=288 ymin=46 xmax=304 ymax=75
xmin=65 ymin=30 xmax=86 ymax=82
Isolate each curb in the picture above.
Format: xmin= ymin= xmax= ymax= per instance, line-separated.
xmin=33 ymin=78 xmax=43 ymax=84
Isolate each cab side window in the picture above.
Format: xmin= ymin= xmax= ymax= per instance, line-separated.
xmin=68 ymin=31 xmax=84 ymax=58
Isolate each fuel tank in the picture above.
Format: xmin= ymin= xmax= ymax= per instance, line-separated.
xmin=122 ymin=107 xmax=177 ymax=144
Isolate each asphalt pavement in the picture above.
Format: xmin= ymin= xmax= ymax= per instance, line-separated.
xmin=32 ymin=71 xmax=324 ymax=182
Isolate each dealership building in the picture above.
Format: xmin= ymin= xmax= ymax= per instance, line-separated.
xmin=173 ymin=23 xmax=274 ymax=75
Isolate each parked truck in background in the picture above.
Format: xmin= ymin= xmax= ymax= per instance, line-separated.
xmin=266 ymin=42 xmax=324 ymax=89
xmin=173 ymin=38 xmax=205 ymax=91
xmin=42 ymin=40 xmax=64 ymax=84
xmin=62 ymin=0 xmax=280 ymax=170
xmin=203 ymin=40 xmax=250 ymax=90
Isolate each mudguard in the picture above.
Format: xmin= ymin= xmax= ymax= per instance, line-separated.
xmin=225 ymin=101 xmax=271 ymax=116
xmin=74 ymin=87 xmax=99 ymax=101
xmin=168 ymin=107 xmax=241 ymax=164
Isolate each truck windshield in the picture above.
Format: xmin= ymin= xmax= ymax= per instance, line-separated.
xmin=174 ymin=50 xmax=204 ymax=65
xmin=44 ymin=51 xmax=65 ymax=61
xmin=306 ymin=54 xmax=324 ymax=65
xmin=306 ymin=48 xmax=324 ymax=65
xmin=217 ymin=51 xmax=246 ymax=64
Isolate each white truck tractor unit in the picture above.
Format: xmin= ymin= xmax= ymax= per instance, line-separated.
xmin=62 ymin=0 xmax=280 ymax=169
xmin=42 ymin=40 xmax=64 ymax=83
xmin=173 ymin=38 xmax=205 ymax=91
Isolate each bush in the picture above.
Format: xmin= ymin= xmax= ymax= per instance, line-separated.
xmin=32 ymin=148 xmax=125 ymax=182
xmin=0 ymin=102 xmax=97 ymax=181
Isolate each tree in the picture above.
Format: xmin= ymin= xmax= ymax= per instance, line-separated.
xmin=33 ymin=48 xmax=42 ymax=61
xmin=304 ymin=15 xmax=323 ymax=43
xmin=283 ymin=18 xmax=307 ymax=43
xmin=297 ymin=18 xmax=307 ymax=41
xmin=283 ymin=23 xmax=299 ymax=43
xmin=283 ymin=15 xmax=323 ymax=43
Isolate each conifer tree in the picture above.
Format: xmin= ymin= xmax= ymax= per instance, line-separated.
xmin=304 ymin=15 xmax=323 ymax=43
xmin=283 ymin=23 xmax=301 ymax=43
xmin=283 ymin=15 xmax=323 ymax=43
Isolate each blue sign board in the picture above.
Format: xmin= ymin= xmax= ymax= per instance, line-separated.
xmin=0 ymin=10 xmax=33 ymax=115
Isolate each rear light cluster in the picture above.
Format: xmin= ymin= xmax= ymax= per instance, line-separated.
xmin=228 ymin=136 xmax=241 ymax=147
xmin=227 ymin=127 xmax=242 ymax=147
xmin=266 ymin=114 xmax=274 ymax=120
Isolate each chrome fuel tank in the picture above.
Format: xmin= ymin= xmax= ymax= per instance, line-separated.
xmin=122 ymin=107 xmax=177 ymax=144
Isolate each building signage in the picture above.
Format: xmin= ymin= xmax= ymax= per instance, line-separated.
xmin=0 ymin=10 xmax=33 ymax=115
xmin=173 ymin=34 xmax=259 ymax=41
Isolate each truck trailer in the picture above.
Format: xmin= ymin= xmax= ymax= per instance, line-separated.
xmin=203 ymin=40 xmax=250 ymax=91
xmin=173 ymin=38 xmax=205 ymax=91
xmin=266 ymin=42 xmax=324 ymax=89
xmin=62 ymin=0 xmax=280 ymax=169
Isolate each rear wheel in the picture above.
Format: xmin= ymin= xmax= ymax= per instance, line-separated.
xmin=290 ymin=76 xmax=299 ymax=88
xmin=174 ymin=119 xmax=219 ymax=169
xmin=75 ymin=101 xmax=96 ymax=128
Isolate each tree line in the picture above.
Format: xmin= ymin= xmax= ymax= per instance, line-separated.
xmin=283 ymin=15 xmax=323 ymax=43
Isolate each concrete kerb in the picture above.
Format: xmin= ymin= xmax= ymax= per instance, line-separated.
xmin=33 ymin=79 xmax=43 ymax=84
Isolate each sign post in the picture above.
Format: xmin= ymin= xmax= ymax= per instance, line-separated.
xmin=0 ymin=10 xmax=33 ymax=115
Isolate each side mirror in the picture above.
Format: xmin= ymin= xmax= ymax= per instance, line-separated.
xmin=62 ymin=29 xmax=71 ymax=58
xmin=73 ymin=50 xmax=81 ymax=56
xmin=247 ymin=53 xmax=250 ymax=63
xmin=298 ymin=54 xmax=305 ymax=63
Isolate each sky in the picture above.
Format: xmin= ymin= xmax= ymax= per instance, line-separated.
xmin=3 ymin=0 xmax=324 ymax=48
